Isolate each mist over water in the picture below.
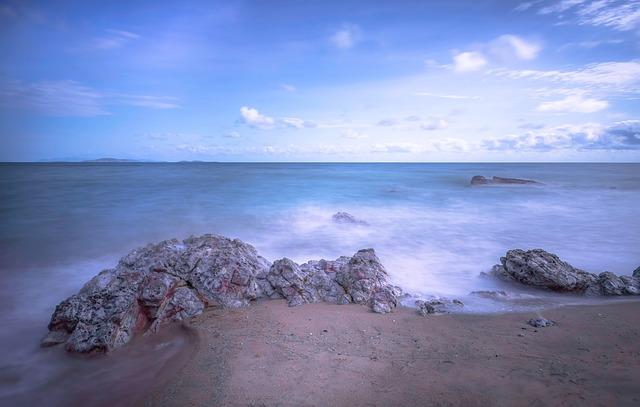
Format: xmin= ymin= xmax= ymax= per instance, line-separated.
xmin=1 ymin=162 xmax=639 ymax=404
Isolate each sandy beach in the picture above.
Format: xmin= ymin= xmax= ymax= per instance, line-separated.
xmin=146 ymin=300 xmax=640 ymax=407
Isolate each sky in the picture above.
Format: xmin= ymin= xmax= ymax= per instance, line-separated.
xmin=0 ymin=0 xmax=639 ymax=162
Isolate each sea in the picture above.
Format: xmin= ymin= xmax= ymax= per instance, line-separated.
xmin=1 ymin=162 xmax=639 ymax=405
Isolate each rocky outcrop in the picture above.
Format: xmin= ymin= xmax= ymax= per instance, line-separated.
xmin=43 ymin=235 xmax=401 ymax=353
xmin=268 ymin=249 xmax=401 ymax=314
xmin=332 ymin=212 xmax=368 ymax=225
xmin=43 ymin=235 xmax=270 ymax=353
xmin=491 ymin=249 xmax=640 ymax=296
xmin=470 ymin=175 xmax=542 ymax=186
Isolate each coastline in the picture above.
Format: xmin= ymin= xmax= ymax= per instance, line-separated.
xmin=146 ymin=300 xmax=640 ymax=407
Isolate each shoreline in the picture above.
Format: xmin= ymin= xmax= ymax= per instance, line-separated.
xmin=146 ymin=299 xmax=640 ymax=407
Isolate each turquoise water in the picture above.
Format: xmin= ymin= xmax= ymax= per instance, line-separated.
xmin=0 ymin=162 xmax=639 ymax=404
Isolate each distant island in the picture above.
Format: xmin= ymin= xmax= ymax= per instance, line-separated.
xmin=82 ymin=158 xmax=142 ymax=163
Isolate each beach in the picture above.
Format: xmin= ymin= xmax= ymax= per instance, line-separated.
xmin=147 ymin=300 xmax=640 ymax=407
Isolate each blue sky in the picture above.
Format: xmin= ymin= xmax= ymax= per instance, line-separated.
xmin=1 ymin=0 xmax=639 ymax=162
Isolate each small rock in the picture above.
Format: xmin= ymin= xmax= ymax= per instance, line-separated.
xmin=470 ymin=175 xmax=542 ymax=186
xmin=415 ymin=298 xmax=463 ymax=316
xmin=470 ymin=290 xmax=508 ymax=299
xmin=527 ymin=318 xmax=555 ymax=328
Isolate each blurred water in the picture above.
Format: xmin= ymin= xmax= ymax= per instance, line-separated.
xmin=0 ymin=162 xmax=639 ymax=404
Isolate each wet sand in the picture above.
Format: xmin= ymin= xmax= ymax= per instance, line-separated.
xmin=146 ymin=300 xmax=640 ymax=407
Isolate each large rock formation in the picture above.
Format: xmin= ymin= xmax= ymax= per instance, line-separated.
xmin=492 ymin=249 xmax=640 ymax=296
xmin=43 ymin=235 xmax=400 ymax=353
xmin=470 ymin=175 xmax=542 ymax=186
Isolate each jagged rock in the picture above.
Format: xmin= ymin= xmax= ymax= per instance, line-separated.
xmin=470 ymin=175 xmax=542 ymax=186
xmin=528 ymin=318 xmax=555 ymax=328
xmin=620 ymin=276 xmax=640 ymax=295
xmin=597 ymin=272 xmax=625 ymax=296
xmin=332 ymin=212 xmax=367 ymax=225
xmin=633 ymin=266 xmax=640 ymax=278
xmin=267 ymin=249 xmax=400 ymax=313
xmin=44 ymin=235 xmax=401 ymax=354
xmin=43 ymin=234 xmax=270 ymax=353
xmin=491 ymin=249 xmax=640 ymax=297
xmin=415 ymin=298 xmax=463 ymax=315
xmin=491 ymin=249 xmax=597 ymax=293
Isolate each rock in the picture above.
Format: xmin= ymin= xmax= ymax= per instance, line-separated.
xmin=597 ymin=272 xmax=626 ymax=296
xmin=470 ymin=175 xmax=542 ymax=186
xmin=491 ymin=249 xmax=640 ymax=297
xmin=267 ymin=258 xmax=321 ymax=307
xmin=267 ymin=249 xmax=400 ymax=313
xmin=470 ymin=290 xmax=508 ymax=299
xmin=492 ymin=176 xmax=542 ymax=185
xmin=633 ymin=266 xmax=640 ymax=278
xmin=620 ymin=276 xmax=640 ymax=295
xmin=43 ymin=234 xmax=270 ymax=353
xmin=44 ymin=235 xmax=401 ymax=353
xmin=331 ymin=212 xmax=367 ymax=225
xmin=491 ymin=249 xmax=597 ymax=293
xmin=470 ymin=175 xmax=490 ymax=185
xmin=527 ymin=318 xmax=555 ymax=328
xmin=415 ymin=298 xmax=463 ymax=315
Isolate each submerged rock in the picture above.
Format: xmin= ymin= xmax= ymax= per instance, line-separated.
xmin=470 ymin=175 xmax=542 ymax=186
xmin=331 ymin=212 xmax=368 ymax=225
xmin=415 ymin=298 xmax=463 ymax=315
xmin=528 ymin=317 xmax=555 ymax=328
xmin=491 ymin=249 xmax=640 ymax=297
xmin=470 ymin=290 xmax=508 ymax=299
xmin=43 ymin=235 xmax=401 ymax=353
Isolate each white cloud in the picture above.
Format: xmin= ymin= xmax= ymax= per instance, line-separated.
xmin=240 ymin=106 xmax=276 ymax=128
xmin=491 ymin=34 xmax=542 ymax=60
xmin=537 ymin=94 xmax=609 ymax=113
xmin=223 ymin=131 xmax=241 ymax=138
xmin=239 ymin=107 xmax=314 ymax=129
xmin=329 ymin=24 xmax=361 ymax=49
xmin=281 ymin=117 xmax=316 ymax=128
xmin=453 ymin=51 xmax=488 ymax=72
xmin=375 ymin=115 xmax=450 ymax=131
xmin=342 ymin=129 xmax=369 ymax=139
xmin=281 ymin=84 xmax=297 ymax=92
xmin=420 ymin=118 xmax=449 ymax=131
xmin=484 ymin=120 xmax=640 ymax=151
xmin=371 ymin=143 xmax=422 ymax=153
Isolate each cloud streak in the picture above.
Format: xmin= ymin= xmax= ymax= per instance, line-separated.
xmin=0 ymin=79 xmax=180 ymax=116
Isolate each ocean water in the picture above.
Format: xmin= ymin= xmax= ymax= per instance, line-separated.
xmin=1 ymin=162 xmax=639 ymax=404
